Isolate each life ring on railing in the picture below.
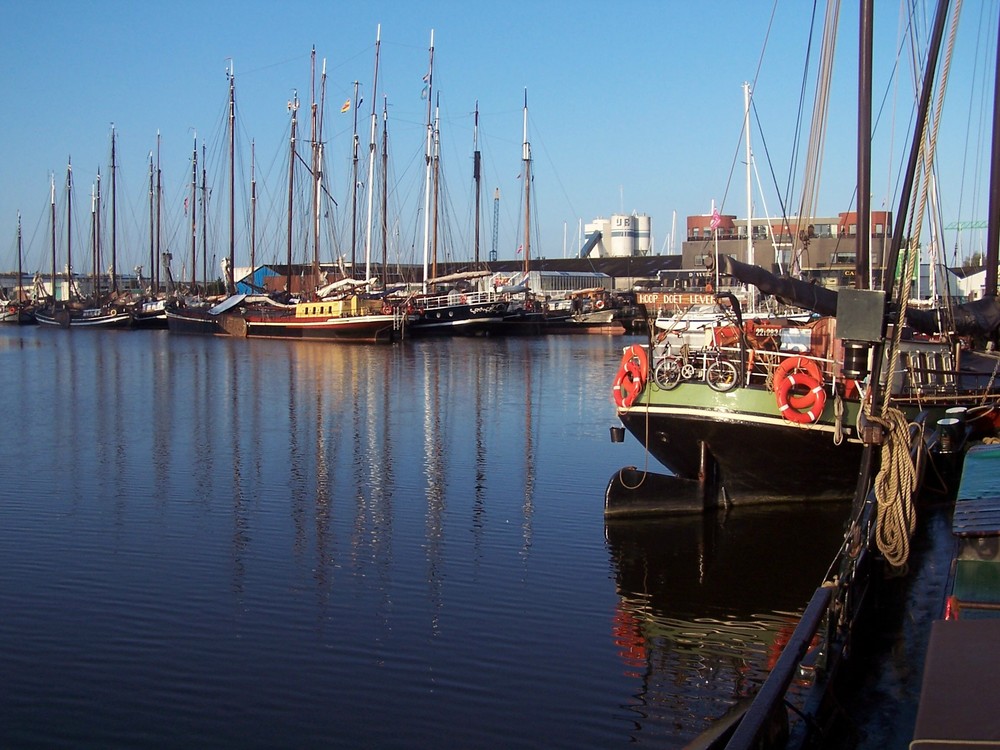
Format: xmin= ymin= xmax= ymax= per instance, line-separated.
xmin=460 ymin=294 xmax=468 ymax=304
xmin=595 ymin=299 xmax=606 ymax=310
xmin=612 ymin=344 xmax=648 ymax=409
xmin=382 ymin=305 xmax=393 ymax=315
xmin=773 ymin=356 xmax=824 ymax=409
xmin=774 ymin=356 xmax=827 ymax=424
xmin=110 ymin=308 xmax=118 ymax=316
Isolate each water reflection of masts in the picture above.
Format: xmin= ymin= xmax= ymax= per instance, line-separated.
xmin=473 ymin=344 xmax=486 ymax=562
xmin=423 ymin=342 xmax=445 ymax=630
xmin=521 ymin=343 xmax=535 ymax=560
xmin=228 ymin=342 xmax=249 ymax=595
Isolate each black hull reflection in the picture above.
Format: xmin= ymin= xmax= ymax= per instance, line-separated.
xmin=605 ymin=504 xmax=848 ymax=743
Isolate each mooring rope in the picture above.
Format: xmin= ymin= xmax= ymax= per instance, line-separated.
xmin=870 ymin=406 xmax=919 ymax=568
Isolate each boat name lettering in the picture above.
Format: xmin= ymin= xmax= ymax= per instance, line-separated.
xmin=637 ymin=293 xmax=717 ymax=306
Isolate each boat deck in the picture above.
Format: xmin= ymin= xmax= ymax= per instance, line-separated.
xmin=912 ymin=443 xmax=1000 ymax=747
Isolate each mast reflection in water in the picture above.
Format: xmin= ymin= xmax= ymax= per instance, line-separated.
xmin=0 ymin=328 xmax=847 ymax=748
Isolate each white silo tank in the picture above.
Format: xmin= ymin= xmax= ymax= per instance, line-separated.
xmin=610 ymin=214 xmax=635 ymax=257
xmin=635 ymin=214 xmax=652 ymax=256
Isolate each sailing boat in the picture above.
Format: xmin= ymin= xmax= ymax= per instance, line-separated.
xmin=1 ymin=213 xmax=36 ymax=324
xmin=609 ymin=1 xmax=1000 ymax=509
xmin=236 ymin=39 xmax=406 ymax=344
xmin=35 ymin=156 xmax=130 ymax=330
xmin=165 ymin=62 xmax=266 ymax=337
xmin=406 ymin=32 xmax=508 ymax=338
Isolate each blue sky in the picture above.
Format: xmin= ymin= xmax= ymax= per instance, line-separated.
xmin=1 ymin=0 xmax=996 ymax=278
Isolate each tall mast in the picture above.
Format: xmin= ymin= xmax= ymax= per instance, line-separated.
xmin=312 ymin=54 xmax=328 ymax=287
xmin=155 ymin=133 xmax=162 ymax=293
xmin=491 ymin=188 xmax=499 ymax=262
xmin=350 ymin=79 xmax=360 ymax=278
xmin=473 ymin=101 xmax=482 ymax=265
xmin=250 ymin=140 xmax=257 ymax=273
xmin=431 ymin=96 xmax=441 ymax=282
xmin=856 ymin=1 xmax=872 ymax=290
xmin=743 ymin=82 xmax=755 ymax=311
xmin=110 ymin=125 xmax=118 ymax=293
xmin=227 ymin=60 xmax=236 ymax=294
xmin=201 ymin=143 xmax=207 ymax=291
xmin=66 ymin=158 xmax=73 ymax=294
xmin=381 ymin=95 xmax=389 ymax=283
xmin=421 ymin=29 xmax=435 ymax=292
xmin=310 ymin=47 xmax=318 ymax=284
xmin=49 ymin=173 xmax=56 ymax=310
xmin=363 ymin=24 xmax=381 ymax=283
xmin=90 ymin=183 xmax=97 ymax=299
xmin=50 ymin=174 xmax=56 ymax=304
xmin=985 ymin=6 xmax=1000 ymax=296
xmin=148 ymin=152 xmax=154 ymax=294
xmin=16 ymin=212 xmax=22 ymax=303
xmin=286 ymin=89 xmax=299 ymax=293
xmin=190 ymin=132 xmax=198 ymax=291
xmin=521 ymin=89 xmax=531 ymax=275
xmin=94 ymin=170 xmax=101 ymax=299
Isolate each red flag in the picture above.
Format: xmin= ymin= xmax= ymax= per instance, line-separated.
xmin=516 ymin=244 xmax=523 ymax=255
xmin=709 ymin=208 xmax=721 ymax=231
xmin=340 ymin=99 xmax=351 ymax=113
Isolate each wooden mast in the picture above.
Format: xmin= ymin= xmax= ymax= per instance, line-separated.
xmin=985 ymin=9 xmax=1000 ymax=297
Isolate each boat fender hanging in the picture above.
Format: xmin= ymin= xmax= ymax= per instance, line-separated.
xmin=612 ymin=344 xmax=648 ymax=409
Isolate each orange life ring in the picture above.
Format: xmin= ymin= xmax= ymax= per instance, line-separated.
xmin=774 ymin=355 xmax=823 ymax=384
xmin=773 ymin=356 xmax=824 ymax=409
xmin=612 ymin=344 xmax=648 ymax=408
xmin=775 ymin=371 xmax=827 ymax=423
xmin=595 ymin=299 xmax=606 ymax=310
xmin=382 ymin=305 xmax=393 ymax=315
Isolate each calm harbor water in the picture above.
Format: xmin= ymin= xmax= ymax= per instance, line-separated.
xmin=0 ymin=327 xmax=850 ymax=749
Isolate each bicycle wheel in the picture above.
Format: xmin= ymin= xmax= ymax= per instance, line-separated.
xmin=706 ymin=359 xmax=740 ymax=392
xmin=653 ymin=356 xmax=682 ymax=390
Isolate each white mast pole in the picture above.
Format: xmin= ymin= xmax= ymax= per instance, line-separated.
xmin=421 ymin=29 xmax=435 ymax=293
xmin=744 ymin=81 xmax=755 ymax=312
xmin=363 ymin=24 xmax=381 ymax=283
